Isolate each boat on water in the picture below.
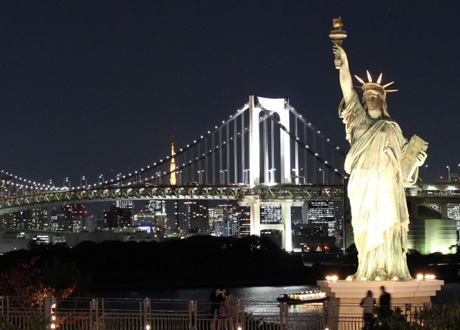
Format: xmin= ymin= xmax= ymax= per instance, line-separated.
xmin=277 ymin=290 xmax=327 ymax=304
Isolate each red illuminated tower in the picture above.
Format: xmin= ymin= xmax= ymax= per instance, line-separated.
xmin=170 ymin=142 xmax=177 ymax=185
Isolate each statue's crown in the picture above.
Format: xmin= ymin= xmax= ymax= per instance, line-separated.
xmin=355 ymin=71 xmax=398 ymax=97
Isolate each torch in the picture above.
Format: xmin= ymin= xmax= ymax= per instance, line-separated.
xmin=329 ymin=17 xmax=347 ymax=69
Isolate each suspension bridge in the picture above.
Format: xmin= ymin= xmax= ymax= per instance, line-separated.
xmin=0 ymin=95 xmax=348 ymax=251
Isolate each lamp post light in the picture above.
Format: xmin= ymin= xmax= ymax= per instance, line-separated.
xmin=447 ymin=166 xmax=450 ymax=182
xmin=177 ymin=170 xmax=182 ymax=185
xmin=197 ymin=170 xmax=204 ymax=184
xmin=98 ymin=174 xmax=104 ymax=185
xmin=80 ymin=176 xmax=87 ymax=188
xmin=219 ymin=170 xmax=228 ymax=185
xmin=424 ymin=164 xmax=428 ymax=180
xmin=63 ymin=177 xmax=70 ymax=189
xmin=319 ymin=168 xmax=325 ymax=184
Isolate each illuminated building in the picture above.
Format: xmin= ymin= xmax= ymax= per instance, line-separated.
xmin=104 ymin=201 xmax=133 ymax=229
xmin=146 ymin=200 xmax=166 ymax=230
xmin=302 ymin=200 xmax=344 ymax=249
xmin=233 ymin=206 xmax=250 ymax=237
xmin=188 ymin=200 xmax=208 ymax=234
xmin=208 ymin=203 xmax=234 ymax=236
xmin=61 ymin=204 xmax=88 ymax=232
xmin=50 ymin=207 xmax=71 ymax=231
xmin=406 ymin=181 xmax=459 ymax=254
xmin=261 ymin=206 xmax=281 ymax=224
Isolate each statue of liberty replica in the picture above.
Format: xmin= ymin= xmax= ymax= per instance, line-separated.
xmin=330 ymin=18 xmax=428 ymax=281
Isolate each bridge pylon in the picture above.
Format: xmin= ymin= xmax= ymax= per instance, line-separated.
xmin=247 ymin=95 xmax=295 ymax=251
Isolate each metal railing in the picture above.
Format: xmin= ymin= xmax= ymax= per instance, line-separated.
xmin=2 ymin=296 xmax=445 ymax=330
xmin=0 ymin=296 xmax=326 ymax=330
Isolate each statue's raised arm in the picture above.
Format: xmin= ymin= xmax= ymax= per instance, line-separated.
xmin=333 ymin=44 xmax=354 ymax=105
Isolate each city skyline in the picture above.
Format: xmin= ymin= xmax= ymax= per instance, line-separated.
xmin=0 ymin=1 xmax=458 ymax=186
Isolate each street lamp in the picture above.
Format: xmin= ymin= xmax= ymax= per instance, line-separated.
xmin=424 ymin=164 xmax=428 ymax=180
xmin=447 ymin=166 xmax=450 ymax=182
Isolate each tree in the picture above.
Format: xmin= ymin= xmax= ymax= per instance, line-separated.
xmin=0 ymin=257 xmax=74 ymax=307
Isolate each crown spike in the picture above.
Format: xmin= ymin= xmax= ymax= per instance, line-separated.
xmin=386 ymin=89 xmax=398 ymax=93
xmin=377 ymin=73 xmax=383 ymax=85
xmin=366 ymin=70 xmax=373 ymax=82
xmin=354 ymin=75 xmax=365 ymax=84
xmin=382 ymin=81 xmax=395 ymax=88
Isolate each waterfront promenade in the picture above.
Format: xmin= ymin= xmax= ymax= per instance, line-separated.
xmin=1 ymin=294 xmax=457 ymax=330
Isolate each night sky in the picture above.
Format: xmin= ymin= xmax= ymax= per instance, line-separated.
xmin=1 ymin=1 xmax=458 ymax=189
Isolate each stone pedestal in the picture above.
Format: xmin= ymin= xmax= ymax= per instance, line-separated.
xmin=317 ymin=279 xmax=444 ymax=330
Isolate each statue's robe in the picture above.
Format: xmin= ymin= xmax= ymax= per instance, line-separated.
xmin=340 ymin=93 xmax=415 ymax=280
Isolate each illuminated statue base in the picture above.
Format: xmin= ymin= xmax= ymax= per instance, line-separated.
xmin=317 ymin=279 xmax=444 ymax=330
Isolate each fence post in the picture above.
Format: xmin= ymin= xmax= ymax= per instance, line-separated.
xmin=323 ymin=301 xmax=329 ymax=329
xmin=236 ymin=299 xmax=244 ymax=330
xmin=143 ymin=297 xmax=151 ymax=330
xmin=405 ymin=302 xmax=412 ymax=323
xmin=43 ymin=296 xmax=56 ymax=330
xmin=280 ymin=302 xmax=288 ymax=330
xmin=90 ymin=298 xmax=99 ymax=330
xmin=188 ymin=300 xmax=197 ymax=330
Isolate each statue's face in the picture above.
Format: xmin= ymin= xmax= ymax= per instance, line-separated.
xmin=363 ymin=91 xmax=384 ymax=118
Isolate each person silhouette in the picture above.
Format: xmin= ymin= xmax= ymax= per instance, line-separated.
xmin=360 ymin=290 xmax=376 ymax=330
xmin=379 ymin=286 xmax=392 ymax=319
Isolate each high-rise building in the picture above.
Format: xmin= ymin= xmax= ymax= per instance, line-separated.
xmin=49 ymin=207 xmax=71 ymax=231
xmin=61 ymin=204 xmax=88 ymax=232
xmin=5 ymin=208 xmax=49 ymax=230
xmin=104 ymin=201 xmax=133 ymax=229
xmin=303 ymin=200 xmax=344 ymax=249
xmin=208 ymin=203 xmax=236 ymax=236
xmin=233 ymin=206 xmax=250 ymax=237
xmin=188 ymin=200 xmax=209 ymax=234
xmin=261 ymin=206 xmax=281 ymax=224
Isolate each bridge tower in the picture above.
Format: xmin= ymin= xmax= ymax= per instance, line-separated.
xmin=247 ymin=95 xmax=293 ymax=251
